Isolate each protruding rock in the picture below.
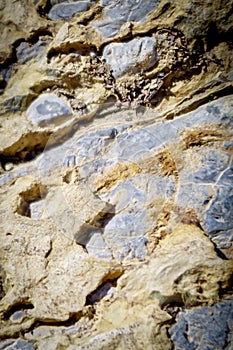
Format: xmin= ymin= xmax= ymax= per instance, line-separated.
xmin=169 ymin=300 xmax=233 ymax=350
xmin=16 ymin=37 xmax=52 ymax=64
xmin=93 ymin=0 xmax=160 ymax=38
xmin=0 ymin=339 xmax=35 ymax=350
xmin=103 ymin=37 xmax=157 ymax=78
xmin=48 ymin=2 xmax=91 ymax=20
xmin=26 ymin=93 xmax=73 ymax=127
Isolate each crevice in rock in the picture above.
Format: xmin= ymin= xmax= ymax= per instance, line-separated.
xmin=85 ymin=270 xmax=123 ymax=306
xmin=0 ymin=30 xmax=53 ymax=94
xmin=165 ymin=85 xmax=233 ymax=120
xmin=44 ymin=240 xmax=53 ymax=269
xmin=47 ymin=43 xmax=97 ymax=63
xmin=85 ymin=280 xmax=116 ymax=305
xmin=74 ymin=198 xmax=116 ymax=255
xmin=25 ymin=312 xmax=83 ymax=331
xmin=181 ymin=128 xmax=223 ymax=149
xmin=0 ymin=131 xmax=52 ymax=168
xmin=162 ymin=302 xmax=185 ymax=320
xmin=212 ymin=242 xmax=229 ymax=260
xmin=0 ymin=313 xmax=83 ymax=340
xmin=3 ymin=302 xmax=34 ymax=321
xmin=89 ymin=208 xmax=115 ymax=229
xmin=156 ymin=291 xmax=185 ymax=310
xmin=15 ymin=33 xmax=53 ymax=65
xmin=16 ymin=184 xmax=48 ymax=218
xmin=218 ymin=276 xmax=233 ymax=301
xmin=36 ymin=0 xmax=53 ymax=19
xmin=0 ymin=59 xmax=15 ymax=94
xmin=28 ymin=29 xmax=53 ymax=44
xmin=0 ymin=264 xmax=6 ymax=301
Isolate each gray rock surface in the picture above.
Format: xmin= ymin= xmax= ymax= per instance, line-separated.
xmin=16 ymin=37 xmax=52 ymax=64
xmin=93 ymin=0 xmax=160 ymax=38
xmin=26 ymin=93 xmax=73 ymax=127
xmin=10 ymin=310 xmax=26 ymax=323
xmin=103 ymin=37 xmax=157 ymax=77
xmin=48 ymin=1 xmax=91 ymax=20
xmin=0 ymin=339 xmax=35 ymax=350
xmin=45 ymin=97 xmax=232 ymax=257
xmin=169 ymin=300 xmax=233 ymax=350
xmin=5 ymin=96 xmax=233 ymax=259
xmin=50 ymin=0 xmax=96 ymax=4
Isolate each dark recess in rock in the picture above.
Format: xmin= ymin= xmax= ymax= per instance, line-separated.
xmin=16 ymin=184 xmax=47 ymax=218
xmin=3 ymin=302 xmax=34 ymax=320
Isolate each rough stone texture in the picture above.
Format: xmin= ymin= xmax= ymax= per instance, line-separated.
xmin=103 ymin=37 xmax=157 ymax=78
xmin=93 ymin=0 xmax=161 ymax=38
xmin=26 ymin=93 xmax=73 ymax=126
xmin=169 ymin=300 xmax=233 ymax=350
xmin=48 ymin=2 xmax=91 ymax=20
xmin=0 ymin=0 xmax=47 ymax=64
xmin=0 ymin=339 xmax=35 ymax=350
xmin=16 ymin=37 xmax=52 ymax=65
xmin=0 ymin=0 xmax=233 ymax=349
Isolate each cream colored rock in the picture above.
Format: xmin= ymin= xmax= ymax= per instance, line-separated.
xmin=0 ymin=223 xmax=122 ymax=336
xmin=31 ymin=235 xmax=122 ymax=321
xmin=44 ymin=182 xmax=113 ymax=240
xmin=117 ymin=224 xmax=233 ymax=306
xmin=59 ymin=223 xmax=233 ymax=349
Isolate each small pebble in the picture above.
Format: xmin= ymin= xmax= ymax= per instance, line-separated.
xmin=10 ymin=310 xmax=26 ymax=323
xmin=4 ymin=163 xmax=14 ymax=171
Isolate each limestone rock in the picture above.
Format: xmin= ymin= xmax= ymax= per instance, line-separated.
xmin=0 ymin=0 xmax=233 ymax=348
xmin=93 ymin=0 xmax=161 ymax=38
xmin=0 ymin=0 xmax=47 ymax=64
xmin=16 ymin=37 xmax=52 ymax=65
xmin=48 ymin=1 xmax=91 ymax=20
xmin=0 ymin=339 xmax=35 ymax=350
xmin=79 ymin=224 xmax=232 ymax=349
xmin=115 ymin=224 xmax=233 ymax=307
xmin=103 ymin=37 xmax=158 ymax=77
xmin=169 ymin=300 xmax=233 ymax=350
xmin=26 ymin=93 xmax=73 ymax=127
xmin=2 ymin=96 xmax=233 ymax=261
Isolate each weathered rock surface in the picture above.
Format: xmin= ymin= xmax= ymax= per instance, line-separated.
xmin=169 ymin=300 xmax=233 ymax=350
xmin=26 ymin=93 xmax=73 ymax=126
xmin=0 ymin=0 xmax=233 ymax=349
xmin=0 ymin=339 xmax=35 ymax=350
xmin=16 ymin=37 xmax=52 ymax=65
xmin=48 ymin=1 xmax=92 ymax=20
xmin=93 ymin=0 xmax=161 ymax=38
xmin=103 ymin=37 xmax=157 ymax=77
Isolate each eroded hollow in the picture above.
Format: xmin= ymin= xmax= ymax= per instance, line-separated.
xmin=16 ymin=184 xmax=48 ymax=218
xmin=3 ymin=301 xmax=34 ymax=320
xmin=0 ymin=264 xmax=6 ymax=301
xmin=85 ymin=269 xmax=123 ymax=305
xmin=0 ymin=131 xmax=52 ymax=170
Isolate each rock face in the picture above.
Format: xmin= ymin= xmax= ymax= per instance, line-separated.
xmin=169 ymin=300 xmax=233 ymax=350
xmin=103 ymin=37 xmax=157 ymax=77
xmin=93 ymin=0 xmax=161 ymax=38
xmin=0 ymin=0 xmax=233 ymax=349
xmin=26 ymin=93 xmax=73 ymax=126
xmin=48 ymin=1 xmax=92 ymax=20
